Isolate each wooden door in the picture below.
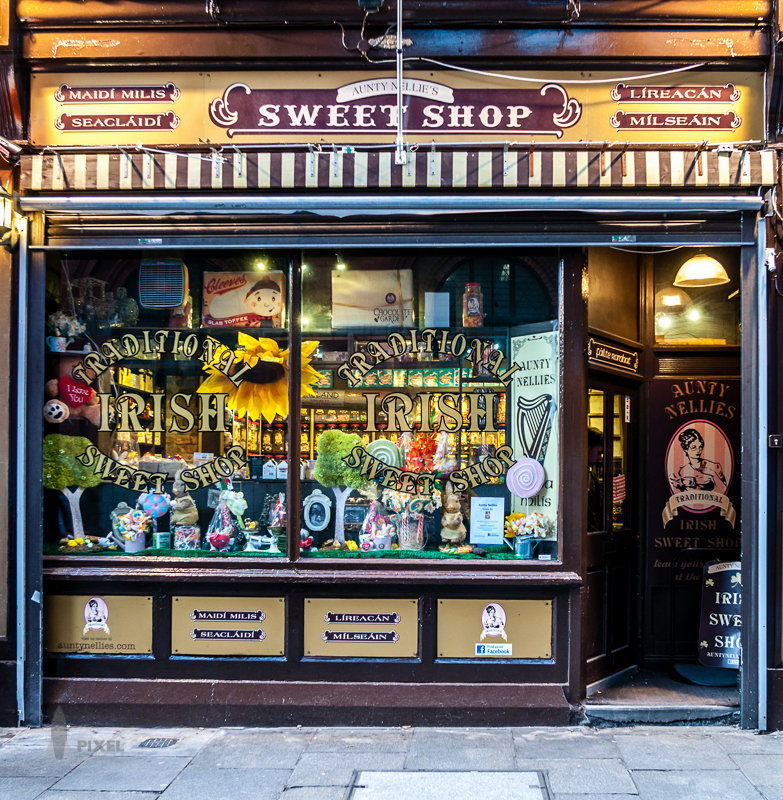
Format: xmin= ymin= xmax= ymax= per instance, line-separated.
xmin=583 ymin=379 xmax=640 ymax=686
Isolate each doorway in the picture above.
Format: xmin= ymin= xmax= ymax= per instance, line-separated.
xmin=583 ymin=378 xmax=639 ymax=687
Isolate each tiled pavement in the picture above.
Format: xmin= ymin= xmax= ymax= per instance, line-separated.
xmin=0 ymin=724 xmax=782 ymax=799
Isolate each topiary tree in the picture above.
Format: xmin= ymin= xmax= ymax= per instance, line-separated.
xmin=43 ymin=434 xmax=102 ymax=539
xmin=313 ymin=429 xmax=369 ymax=543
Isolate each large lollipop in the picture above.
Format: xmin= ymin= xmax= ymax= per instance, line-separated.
xmin=506 ymin=458 xmax=546 ymax=499
xmin=366 ymin=438 xmax=403 ymax=468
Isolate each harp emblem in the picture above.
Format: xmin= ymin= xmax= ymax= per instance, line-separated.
xmin=517 ymin=394 xmax=555 ymax=463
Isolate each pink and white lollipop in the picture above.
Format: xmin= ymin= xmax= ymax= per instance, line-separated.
xmin=506 ymin=458 xmax=546 ymax=498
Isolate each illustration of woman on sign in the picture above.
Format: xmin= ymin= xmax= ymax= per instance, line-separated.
xmin=669 ymin=427 xmax=727 ymax=494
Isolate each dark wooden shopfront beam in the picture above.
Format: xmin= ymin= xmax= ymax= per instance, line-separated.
xmin=16 ymin=0 xmax=772 ymax=27
xmin=22 ymin=27 xmax=769 ymax=63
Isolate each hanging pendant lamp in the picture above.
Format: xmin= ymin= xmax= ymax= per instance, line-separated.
xmin=673 ymin=253 xmax=730 ymax=288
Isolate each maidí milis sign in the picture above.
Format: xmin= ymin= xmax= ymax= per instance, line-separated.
xmin=29 ymin=70 xmax=762 ymax=146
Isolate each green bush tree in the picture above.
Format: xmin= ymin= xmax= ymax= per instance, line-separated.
xmin=313 ymin=429 xmax=368 ymax=543
xmin=43 ymin=434 xmax=102 ymax=539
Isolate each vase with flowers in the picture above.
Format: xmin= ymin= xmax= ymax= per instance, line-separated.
xmin=504 ymin=511 xmax=554 ymax=558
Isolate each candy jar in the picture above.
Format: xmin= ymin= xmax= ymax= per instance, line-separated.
xmin=462 ymin=282 xmax=484 ymax=327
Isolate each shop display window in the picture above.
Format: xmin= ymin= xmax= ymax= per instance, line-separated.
xmin=42 ymin=248 xmax=561 ymax=561
xmin=654 ymin=248 xmax=740 ymax=346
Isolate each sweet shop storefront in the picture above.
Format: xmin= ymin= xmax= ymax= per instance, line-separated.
xmin=13 ymin=67 xmax=777 ymax=726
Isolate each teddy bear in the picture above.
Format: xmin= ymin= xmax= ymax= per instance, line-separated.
xmin=440 ymin=481 xmax=467 ymax=545
xmin=44 ymin=355 xmax=101 ymax=426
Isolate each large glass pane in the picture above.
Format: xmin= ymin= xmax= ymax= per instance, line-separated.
xmin=43 ymin=251 xmax=289 ymax=557
xmin=587 ymin=389 xmax=605 ymax=532
xmin=654 ymin=248 xmax=740 ymax=345
xmin=301 ymin=249 xmax=559 ymax=561
xmin=612 ymin=393 xmax=629 ymax=530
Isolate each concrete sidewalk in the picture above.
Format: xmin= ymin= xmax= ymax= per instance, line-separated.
xmin=1 ymin=723 xmax=782 ymax=800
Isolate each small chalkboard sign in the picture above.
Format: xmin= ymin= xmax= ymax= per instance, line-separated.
xmin=248 ymin=456 xmax=264 ymax=480
xmin=698 ymin=560 xmax=741 ymax=669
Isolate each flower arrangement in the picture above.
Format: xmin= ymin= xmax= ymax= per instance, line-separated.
xmin=47 ymin=311 xmax=86 ymax=339
xmin=504 ymin=511 xmax=554 ymax=540
xmin=116 ymin=508 xmax=152 ymax=542
xmin=382 ymin=488 xmax=442 ymax=517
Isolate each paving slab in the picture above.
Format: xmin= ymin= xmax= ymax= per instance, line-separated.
xmin=33 ymin=793 xmax=161 ymax=800
xmin=405 ymin=728 xmax=515 ymax=770
xmin=612 ymin=732 xmax=731 ymax=770
xmin=0 ymin=776 xmax=60 ymax=800
xmin=631 ymin=768 xmax=764 ymax=800
xmin=351 ymin=771 xmax=545 ymax=800
xmin=0 ymin=744 xmax=88 ymax=777
xmin=514 ymin=729 xmax=621 ymax=760
xmin=758 ymin=788 xmax=783 ymax=800
xmin=551 ymin=795 xmax=640 ymax=800
xmin=730 ymin=754 xmax=783 ymax=787
xmin=279 ymin=788 xmax=348 ymax=800
xmin=111 ymin=728 xmax=218 ymax=758
xmin=158 ymin=765 xmax=291 ymax=800
xmin=308 ymin=727 xmax=414 ymax=753
xmin=190 ymin=729 xmax=312 ymax=769
xmin=536 ymin=758 xmax=638 ymax=795
xmin=713 ymin=731 xmax=783 ymax=755
xmin=49 ymin=754 xmax=191 ymax=792
xmin=287 ymin=752 xmax=405 ymax=787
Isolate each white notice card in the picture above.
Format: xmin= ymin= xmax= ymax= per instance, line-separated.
xmin=469 ymin=496 xmax=506 ymax=545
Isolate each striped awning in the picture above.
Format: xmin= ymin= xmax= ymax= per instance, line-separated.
xmin=20 ymin=148 xmax=778 ymax=192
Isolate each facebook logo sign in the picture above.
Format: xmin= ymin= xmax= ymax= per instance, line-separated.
xmin=475 ymin=644 xmax=486 ymax=655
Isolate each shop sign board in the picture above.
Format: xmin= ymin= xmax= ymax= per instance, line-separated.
xmin=304 ymin=598 xmax=418 ymax=657
xmin=437 ymin=599 xmax=552 ymax=659
xmin=697 ymin=561 xmax=741 ymax=669
xmin=30 ymin=70 xmax=763 ymax=147
xmin=586 ymin=337 xmax=640 ymax=375
xmin=509 ymin=330 xmax=559 ymax=519
xmin=171 ymin=596 xmax=285 ymax=656
xmin=44 ymin=595 xmax=152 ymax=654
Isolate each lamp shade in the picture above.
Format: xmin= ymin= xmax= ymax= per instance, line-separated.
xmin=654 ymin=287 xmax=691 ymax=308
xmin=673 ymin=254 xmax=729 ymax=288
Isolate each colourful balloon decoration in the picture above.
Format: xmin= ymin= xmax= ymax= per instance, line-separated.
xmin=506 ymin=458 xmax=546 ymax=498
xmin=366 ymin=438 xmax=403 ymax=468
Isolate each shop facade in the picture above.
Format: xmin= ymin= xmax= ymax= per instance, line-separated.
xmin=1 ymin=2 xmax=782 ymax=729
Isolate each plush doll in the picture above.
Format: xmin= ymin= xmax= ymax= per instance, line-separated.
xmin=440 ymin=481 xmax=467 ymax=545
xmin=44 ymin=355 xmax=101 ymax=426
xmin=170 ymin=471 xmax=200 ymax=527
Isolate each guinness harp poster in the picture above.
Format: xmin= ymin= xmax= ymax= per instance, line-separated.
xmin=508 ymin=327 xmax=559 ymax=518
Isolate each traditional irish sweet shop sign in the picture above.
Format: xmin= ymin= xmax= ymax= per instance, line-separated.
xmin=171 ymin=596 xmax=285 ymax=656
xmin=44 ymin=594 xmax=152 ymax=654
xmin=30 ymin=70 xmax=762 ymax=146
xmin=437 ymin=599 xmax=552 ymax=659
xmin=304 ymin=598 xmax=418 ymax=658
xmin=698 ymin=561 xmax=741 ymax=669
xmin=647 ymin=378 xmax=741 ymax=585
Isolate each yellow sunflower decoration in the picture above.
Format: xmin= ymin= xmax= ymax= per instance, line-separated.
xmin=197 ymin=332 xmax=323 ymax=424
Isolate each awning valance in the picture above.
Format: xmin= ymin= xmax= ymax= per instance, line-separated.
xmin=20 ymin=148 xmax=778 ymax=193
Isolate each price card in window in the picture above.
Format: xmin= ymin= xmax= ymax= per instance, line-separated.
xmin=469 ymin=496 xmax=505 ymax=545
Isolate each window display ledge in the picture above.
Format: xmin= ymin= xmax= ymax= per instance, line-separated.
xmin=42 ymin=558 xmax=581 ymax=586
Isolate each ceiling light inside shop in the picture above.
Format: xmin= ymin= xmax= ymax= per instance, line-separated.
xmin=335 ymin=253 xmax=347 ymax=270
xmin=686 ymin=306 xmax=702 ymax=322
xmin=673 ymin=253 xmax=730 ymax=288
xmin=655 ymin=287 xmax=691 ymax=308
xmin=657 ymin=314 xmax=672 ymax=330
xmin=255 ymin=259 xmax=267 ymax=271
